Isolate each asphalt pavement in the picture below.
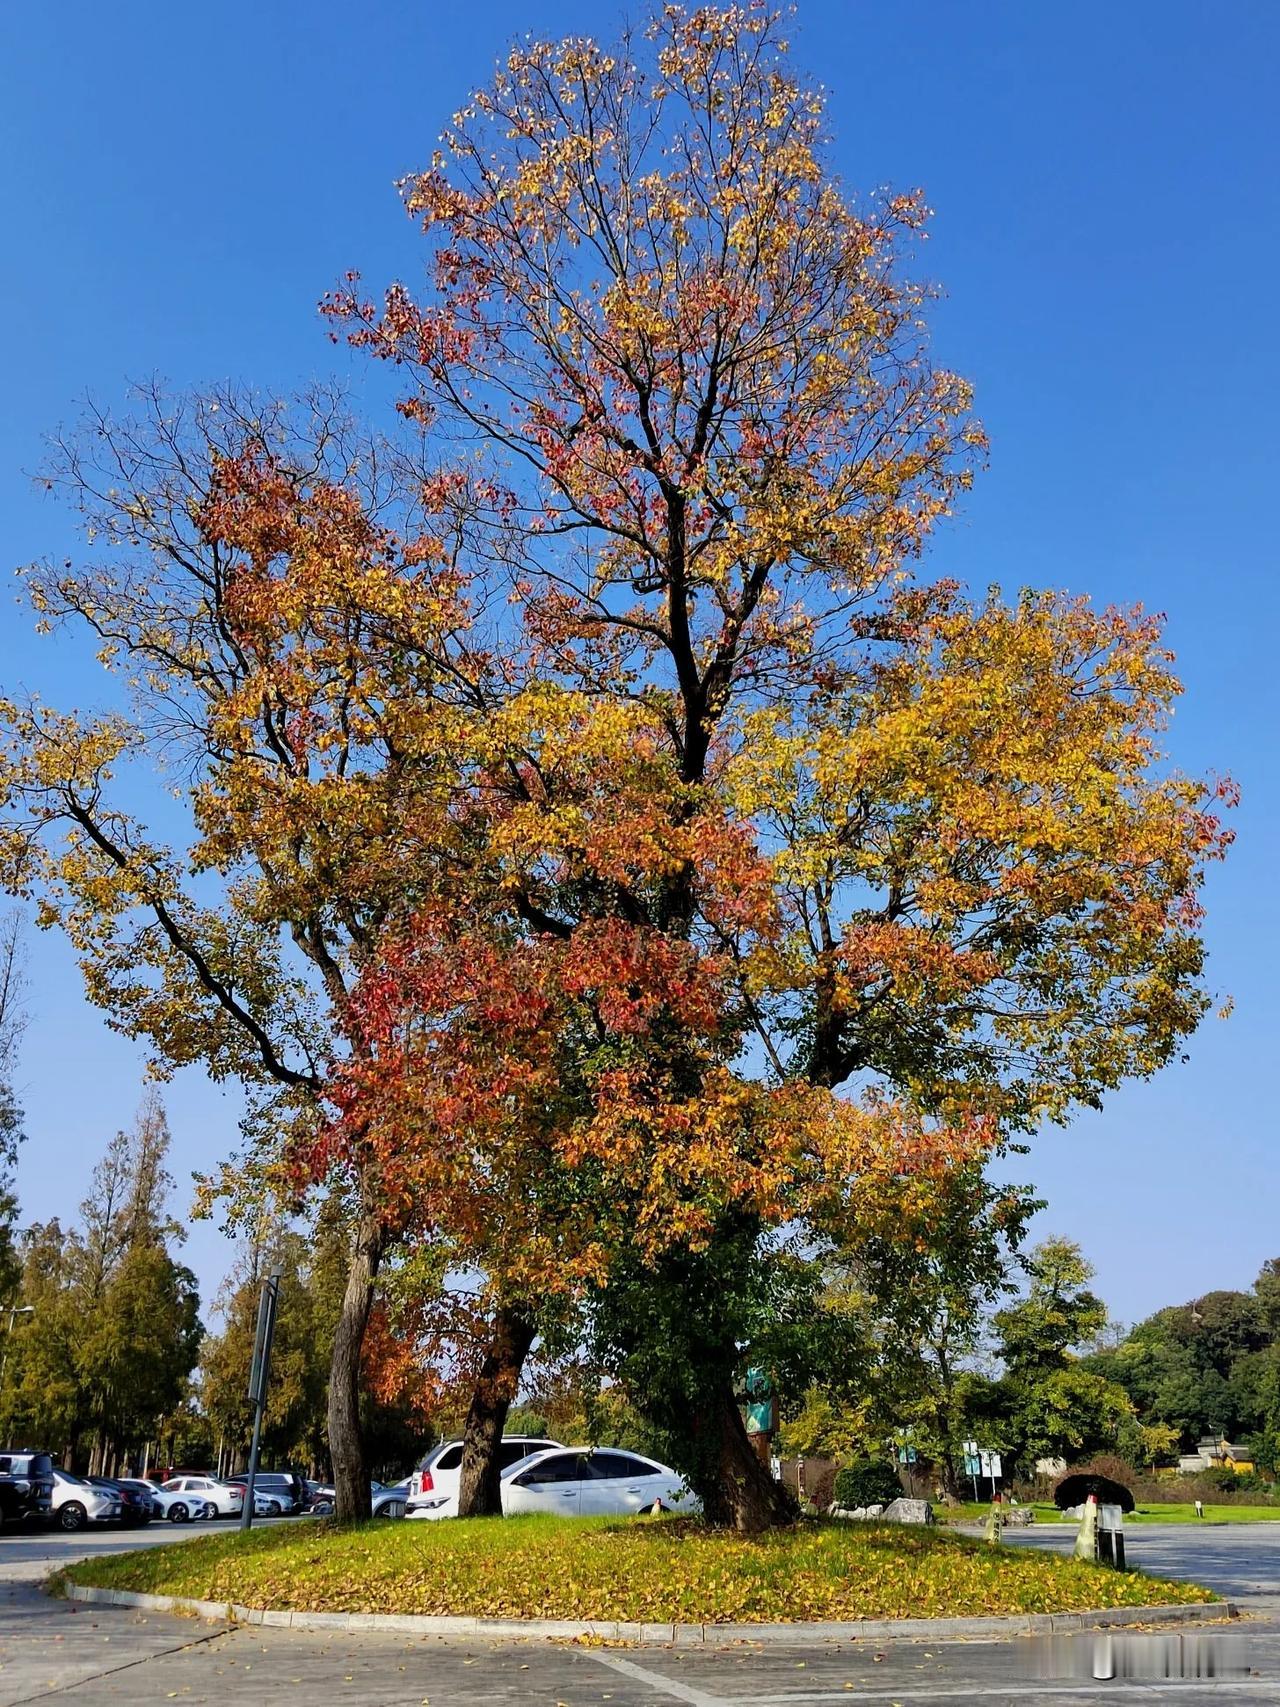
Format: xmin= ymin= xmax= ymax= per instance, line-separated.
xmin=1 ymin=1519 xmax=1277 ymax=1705
xmin=998 ymin=1521 xmax=1280 ymax=1614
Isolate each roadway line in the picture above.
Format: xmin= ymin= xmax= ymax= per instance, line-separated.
xmin=585 ymin=1650 xmax=734 ymax=1705
xmin=727 ymin=1686 xmax=1280 ymax=1704
xmin=582 ymin=1653 xmax=1280 ymax=1707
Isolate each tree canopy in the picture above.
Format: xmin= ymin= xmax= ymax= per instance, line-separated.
xmin=0 ymin=3 xmax=1234 ymax=1525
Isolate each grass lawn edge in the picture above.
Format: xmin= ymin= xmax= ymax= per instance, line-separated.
xmin=51 ymin=1514 xmax=1220 ymax=1630
xmin=56 ymin=1577 xmax=1234 ymax=1644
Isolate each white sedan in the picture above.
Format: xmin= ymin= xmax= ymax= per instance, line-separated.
xmin=408 ymin=1446 xmax=697 ymax=1519
xmin=146 ymin=1481 xmax=206 ymax=1523
xmin=156 ymin=1476 xmax=244 ymax=1521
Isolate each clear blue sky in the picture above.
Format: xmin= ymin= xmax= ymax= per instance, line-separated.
xmin=1 ymin=0 xmax=1276 ymax=1327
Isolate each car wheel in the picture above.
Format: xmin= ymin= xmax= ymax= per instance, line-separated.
xmin=375 ymin=1498 xmax=405 ymax=1519
xmin=169 ymin=1502 xmax=190 ymax=1523
xmin=265 ymin=1498 xmax=282 ymax=1516
xmin=58 ymin=1502 xmax=88 ymax=1532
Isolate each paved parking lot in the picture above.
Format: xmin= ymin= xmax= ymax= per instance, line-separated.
xmin=1 ymin=1521 xmax=1277 ymax=1705
xmin=998 ymin=1522 xmax=1280 ymax=1614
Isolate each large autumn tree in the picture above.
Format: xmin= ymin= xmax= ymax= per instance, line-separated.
xmin=1 ymin=4 xmax=1233 ymax=1530
xmin=321 ymin=3 xmax=1233 ymax=1525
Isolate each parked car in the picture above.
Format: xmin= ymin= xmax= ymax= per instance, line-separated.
xmin=372 ymin=1478 xmax=410 ymax=1518
xmin=406 ymin=1436 xmax=561 ymax=1514
xmin=302 ymin=1479 xmax=334 ymax=1513
xmin=408 ymin=1445 xmax=697 ymax=1520
xmin=116 ymin=1477 xmax=164 ymax=1518
xmin=157 ymin=1475 xmax=244 ymax=1520
xmin=226 ymin=1470 xmax=306 ymax=1515
xmin=0 ymin=1450 xmax=55 ymax=1526
xmin=299 ymin=1479 xmax=402 ymax=1516
xmin=86 ymin=1475 xmax=152 ymax=1525
xmin=145 ymin=1480 xmax=206 ymax=1523
xmin=507 ymin=1447 xmax=697 ymax=1517
xmin=49 ymin=1469 xmax=123 ymax=1531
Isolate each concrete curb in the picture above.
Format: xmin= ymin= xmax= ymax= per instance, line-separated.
xmin=62 ymin=1582 xmax=1235 ymax=1645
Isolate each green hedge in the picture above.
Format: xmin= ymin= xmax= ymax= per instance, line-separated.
xmin=833 ymin=1458 xmax=903 ymax=1510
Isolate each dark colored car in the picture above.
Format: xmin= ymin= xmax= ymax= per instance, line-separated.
xmin=87 ymin=1475 xmax=153 ymax=1525
xmin=303 ymin=1479 xmax=335 ymax=1513
xmin=0 ymin=1451 xmax=55 ymax=1525
xmin=116 ymin=1476 xmax=163 ymax=1517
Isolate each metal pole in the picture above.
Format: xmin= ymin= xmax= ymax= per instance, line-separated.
xmin=239 ymin=1267 xmax=283 ymax=1533
xmin=240 ymin=1393 xmax=267 ymax=1532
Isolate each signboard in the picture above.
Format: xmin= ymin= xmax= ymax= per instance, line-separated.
xmin=962 ymin=1441 xmax=1001 ymax=1480
xmin=743 ymin=1367 xmax=775 ymax=1437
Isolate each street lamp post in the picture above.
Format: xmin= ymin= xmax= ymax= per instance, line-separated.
xmin=240 ymin=1266 xmax=284 ymax=1532
xmin=0 ymin=1304 xmax=35 ymax=1450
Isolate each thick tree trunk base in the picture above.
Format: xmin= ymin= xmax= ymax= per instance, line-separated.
xmin=456 ymin=1304 xmax=537 ymax=1518
xmin=696 ymin=1376 xmax=797 ymax=1533
xmin=327 ymin=1209 xmax=383 ymax=1523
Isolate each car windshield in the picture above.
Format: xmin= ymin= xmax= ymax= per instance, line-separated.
xmin=58 ymin=1471 xmax=87 ymax=1486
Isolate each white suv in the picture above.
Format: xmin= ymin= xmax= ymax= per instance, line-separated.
xmin=406 ymin=1435 xmax=561 ymax=1519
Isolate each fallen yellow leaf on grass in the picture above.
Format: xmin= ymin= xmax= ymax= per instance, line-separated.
xmin=58 ymin=1515 xmax=1218 ymax=1627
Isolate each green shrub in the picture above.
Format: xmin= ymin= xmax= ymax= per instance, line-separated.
xmin=1202 ymin=1466 xmax=1240 ymax=1494
xmin=1228 ymin=1469 xmax=1266 ymax=1493
xmin=833 ymin=1458 xmax=903 ymax=1510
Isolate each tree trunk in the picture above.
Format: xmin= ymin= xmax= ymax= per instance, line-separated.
xmin=940 ymin=1456 xmax=961 ymax=1501
xmin=456 ymin=1303 xmax=537 ymax=1518
xmin=327 ymin=1207 xmax=383 ymax=1522
xmin=695 ymin=1374 xmax=796 ymax=1532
